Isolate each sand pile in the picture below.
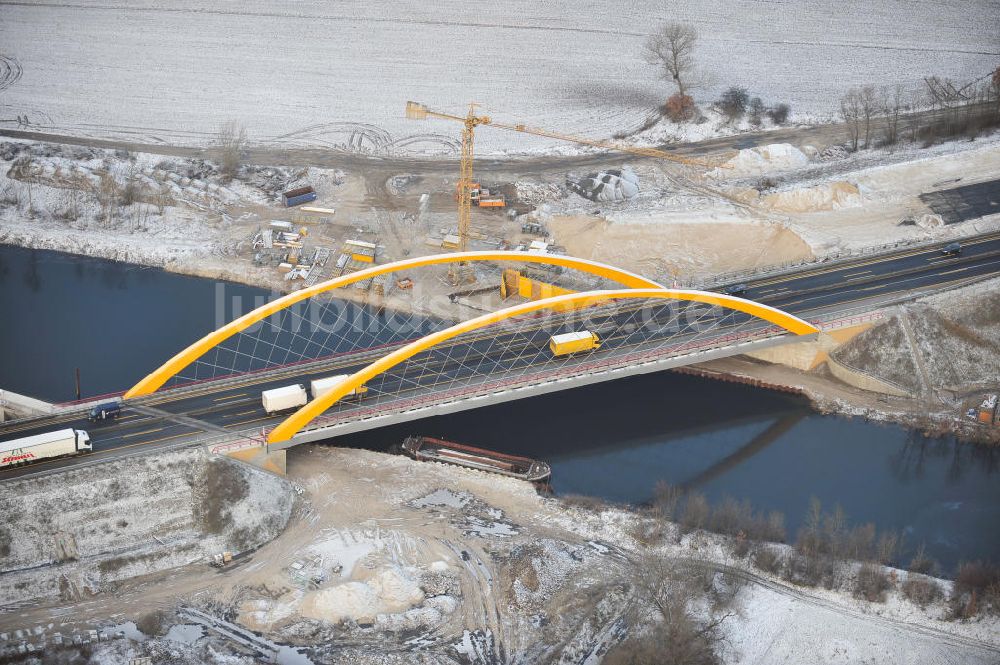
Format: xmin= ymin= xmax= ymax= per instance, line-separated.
xmin=300 ymin=566 xmax=425 ymax=624
xmin=764 ymin=181 xmax=862 ymax=212
xmin=713 ymin=143 xmax=809 ymax=176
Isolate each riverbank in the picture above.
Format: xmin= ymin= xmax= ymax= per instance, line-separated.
xmin=3 ymin=445 xmax=997 ymax=664
xmin=690 ymin=275 xmax=1000 ymax=446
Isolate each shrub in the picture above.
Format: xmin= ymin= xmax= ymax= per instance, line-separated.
xmin=783 ymin=552 xmax=837 ymax=589
xmin=680 ymin=492 xmax=710 ymax=532
xmin=768 ymin=103 xmax=791 ymax=124
xmin=949 ymin=561 xmax=1000 ymax=618
xmin=854 ymin=562 xmax=892 ymax=603
xmin=902 ymin=575 xmax=942 ymax=608
xmin=652 ymin=480 xmax=682 ymax=521
xmin=718 ymin=87 xmax=749 ymax=120
xmin=752 ymin=545 xmax=784 ymax=575
xmin=603 ymin=617 xmax=721 ymax=665
xmin=908 ymin=543 xmax=939 ymax=576
xmin=561 ymin=494 xmax=609 ymax=512
xmin=664 ymin=93 xmax=696 ymax=122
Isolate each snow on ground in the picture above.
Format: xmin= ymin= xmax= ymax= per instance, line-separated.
xmin=0 ymin=450 xmax=295 ymax=609
xmin=0 ymin=1 xmax=996 ymax=154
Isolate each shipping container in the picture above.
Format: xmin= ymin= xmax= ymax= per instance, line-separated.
xmin=1 ymin=428 xmax=91 ymax=468
xmin=261 ymin=384 xmax=308 ymax=414
xmin=281 ymin=186 xmax=317 ymax=207
xmin=548 ymin=331 xmax=601 ymax=356
xmin=309 ymin=375 xmax=368 ymax=401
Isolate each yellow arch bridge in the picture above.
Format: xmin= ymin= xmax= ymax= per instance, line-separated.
xmin=124 ymin=252 xmax=817 ymax=446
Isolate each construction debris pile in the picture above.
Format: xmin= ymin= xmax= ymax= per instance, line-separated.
xmin=566 ymin=167 xmax=640 ymax=202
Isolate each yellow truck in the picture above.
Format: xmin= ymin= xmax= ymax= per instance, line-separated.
xmin=549 ymin=331 xmax=601 ymax=357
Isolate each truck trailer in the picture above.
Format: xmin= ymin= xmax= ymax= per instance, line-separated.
xmin=309 ymin=375 xmax=369 ymax=401
xmin=549 ymin=331 xmax=601 ymax=357
xmin=261 ymin=384 xmax=308 ymax=414
xmin=0 ymin=428 xmax=92 ymax=468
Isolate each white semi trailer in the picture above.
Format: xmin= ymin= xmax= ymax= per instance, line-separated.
xmin=261 ymin=384 xmax=308 ymax=415
xmin=309 ymin=375 xmax=368 ymax=401
xmin=0 ymin=428 xmax=92 ymax=468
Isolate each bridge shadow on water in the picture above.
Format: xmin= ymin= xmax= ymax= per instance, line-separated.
xmin=322 ymin=370 xmax=1000 ymax=573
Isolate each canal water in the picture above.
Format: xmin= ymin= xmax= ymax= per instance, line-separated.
xmin=1 ymin=245 xmax=997 ymax=572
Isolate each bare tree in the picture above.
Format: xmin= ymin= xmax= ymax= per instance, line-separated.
xmin=613 ymin=554 xmax=728 ymax=665
xmin=840 ymin=90 xmax=862 ymax=151
xmin=858 ymin=85 xmax=878 ymax=149
xmin=644 ymin=23 xmax=699 ymax=100
xmin=992 ymin=67 xmax=1000 ymax=119
xmin=881 ymin=84 xmax=907 ymax=145
xmin=217 ymin=121 xmax=247 ymax=181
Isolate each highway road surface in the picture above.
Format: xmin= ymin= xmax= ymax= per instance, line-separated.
xmin=2 ymin=231 xmax=999 ymax=479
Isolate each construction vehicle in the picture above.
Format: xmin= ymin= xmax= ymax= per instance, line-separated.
xmin=210 ymin=551 xmax=234 ymax=568
xmin=405 ymin=100 xmax=718 ymax=282
xmin=468 ymin=183 xmax=506 ymax=208
xmin=549 ymin=331 xmax=601 ymax=357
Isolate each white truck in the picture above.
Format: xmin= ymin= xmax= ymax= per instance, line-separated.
xmin=261 ymin=384 xmax=308 ymax=415
xmin=309 ymin=375 xmax=368 ymax=401
xmin=0 ymin=428 xmax=92 ymax=468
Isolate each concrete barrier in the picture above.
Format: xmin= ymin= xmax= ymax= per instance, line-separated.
xmin=0 ymin=389 xmax=54 ymax=420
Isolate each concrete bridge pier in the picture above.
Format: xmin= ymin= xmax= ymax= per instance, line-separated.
xmin=224 ymin=445 xmax=287 ymax=476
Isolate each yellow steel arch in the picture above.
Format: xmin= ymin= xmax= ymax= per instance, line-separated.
xmin=124 ymin=252 xmax=666 ymax=399
xmin=267 ymin=287 xmax=818 ymax=443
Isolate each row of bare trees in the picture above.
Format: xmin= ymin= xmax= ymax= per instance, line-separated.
xmin=840 ymin=68 xmax=1000 ymax=151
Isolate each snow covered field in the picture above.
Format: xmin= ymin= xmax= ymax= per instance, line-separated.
xmin=0 ymin=0 xmax=996 ymax=154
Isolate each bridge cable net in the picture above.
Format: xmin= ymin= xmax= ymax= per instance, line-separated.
xmin=275 ymin=292 xmax=785 ymax=437
xmin=166 ymin=262 xmax=627 ymax=390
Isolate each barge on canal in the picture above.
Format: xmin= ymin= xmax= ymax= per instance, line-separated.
xmin=402 ymin=435 xmax=551 ymax=483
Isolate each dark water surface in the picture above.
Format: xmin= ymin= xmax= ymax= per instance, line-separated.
xmin=1 ymin=245 xmax=997 ymax=572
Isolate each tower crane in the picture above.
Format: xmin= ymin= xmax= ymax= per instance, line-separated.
xmin=405 ymin=100 xmax=722 ymax=280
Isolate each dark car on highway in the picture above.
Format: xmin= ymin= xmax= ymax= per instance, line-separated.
xmin=941 ymin=242 xmax=962 ymax=256
xmin=723 ymin=283 xmax=748 ymax=296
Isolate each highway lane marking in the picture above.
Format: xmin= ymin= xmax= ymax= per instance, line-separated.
xmin=778 ymin=259 xmax=1000 ymax=308
xmin=121 ymin=427 xmax=165 ymax=439
xmin=748 ymin=234 xmax=1000 ymax=288
xmin=225 ymin=409 xmax=260 ymax=418
xmin=769 ymin=253 xmax=1000 ymax=306
xmin=213 ymin=392 xmax=248 ymax=403
xmin=842 ymin=270 xmax=872 ymax=278
xmin=228 ymin=415 xmax=277 ymax=427
xmin=137 ymin=431 xmax=198 ymax=447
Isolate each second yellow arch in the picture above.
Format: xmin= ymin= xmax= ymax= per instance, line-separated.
xmin=267 ymin=287 xmax=818 ymax=443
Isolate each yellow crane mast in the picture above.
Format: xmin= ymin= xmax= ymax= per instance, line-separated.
xmin=405 ymin=101 xmax=721 ymax=275
xmin=406 ymin=101 xmax=490 ymax=257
